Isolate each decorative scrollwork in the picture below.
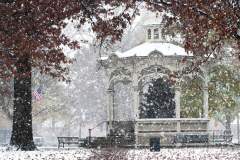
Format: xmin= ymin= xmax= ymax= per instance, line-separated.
xmin=140 ymin=65 xmax=170 ymax=78
xmin=110 ymin=67 xmax=132 ymax=80
xmin=149 ymin=50 xmax=163 ymax=58
xmin=109 ymin=75 xmax=132 ymax=89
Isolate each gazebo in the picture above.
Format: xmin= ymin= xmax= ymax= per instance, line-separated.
xmin=100 ymin=20 xmax=210 ymax=147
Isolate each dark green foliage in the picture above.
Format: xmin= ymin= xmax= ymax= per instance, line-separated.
xmin=140 ymin=78 xmax=175 ymax=118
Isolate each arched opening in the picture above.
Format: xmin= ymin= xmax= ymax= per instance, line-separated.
xmin=139 ymin=77 xmax=175 ymax=118
xmin=114 ymin=82 xmax=134 ymax=121
xmin=109 ymin=81 xmax=135 ymax=143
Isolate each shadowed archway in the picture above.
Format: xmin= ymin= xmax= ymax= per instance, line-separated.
xmin=140 ymin=77 xmax=175 ymax=118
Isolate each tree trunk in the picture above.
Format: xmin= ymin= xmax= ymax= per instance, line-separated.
xmin=10 ymin=56 xmax=36 ymax=150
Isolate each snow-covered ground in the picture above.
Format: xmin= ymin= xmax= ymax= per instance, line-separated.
xmin=127 ymin=148 xmax=240 ymax=160
xmin=1 ymin=147 xmax=240 ymax=160
xmin=0 ymin=147 xmax=92 ymax=160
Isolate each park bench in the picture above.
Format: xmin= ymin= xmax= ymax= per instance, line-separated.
xmin=212 ymin=134 xmax=233 ymax=144
xmin=57 ymin=137 xmax=81 ymax=148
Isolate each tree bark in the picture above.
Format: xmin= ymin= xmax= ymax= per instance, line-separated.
xmin=10 ymin=56 xmax=36 ymax=150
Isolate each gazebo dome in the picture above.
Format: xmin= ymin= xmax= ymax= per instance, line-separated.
xmin=100 ymin=12 xmax=190 ymax=60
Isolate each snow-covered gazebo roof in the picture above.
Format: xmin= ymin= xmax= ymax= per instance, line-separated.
xmin=101 ymin=12 xmax=190 ymax=61
xmin=107 ymin=42 xmax=188 ymax=59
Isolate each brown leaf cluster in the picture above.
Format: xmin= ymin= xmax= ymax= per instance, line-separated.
xmin=0 ymin=0 xmax=138 ymax=80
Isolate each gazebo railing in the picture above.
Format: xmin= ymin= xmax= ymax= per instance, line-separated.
xmin=136 ymin=118 xmax=209 ymax=133
xmin=208 ymin=130 xmax=233 ymax=144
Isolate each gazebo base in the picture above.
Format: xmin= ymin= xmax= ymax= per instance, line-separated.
xmin=107 ymin=118 xmax=209 ymax=147
xmin=135 ymin=118 xmax=209 ymax=146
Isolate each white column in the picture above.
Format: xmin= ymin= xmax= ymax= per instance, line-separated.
xmin=132 ymin=69 xmax=139 ymax=148
xmin=79 ymin=122 xmax=82 ymax=138
xmin=175 ymin=86 xmax=181 ymax=132
xmin=133 ymin=86 xmax=140 ymax=119
xmin=203 ymin=81 xmax=209 ymax=119
xmin=139 ymin=90 xmax=143 ymax=115
xmin=133 ymin=85 xmax=139 ymax=148
xmin=107 ymin=88 xmax=114 ymax=134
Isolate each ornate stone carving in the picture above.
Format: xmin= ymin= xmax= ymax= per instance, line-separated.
xmin=110 ymin=67 xmax=132 ymax=80
xmin=149 ymin=50 xmax=164 ymax=58
xmin=140 ymin=65 xmax=170 ymax=77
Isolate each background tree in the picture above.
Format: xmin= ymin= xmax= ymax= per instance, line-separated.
xmin=181 ymin=76 xmax=203 ymax=118
xmin=181 ymin=65 xmax=240 ymax=132
xmin=140 ymin=78 xmax=175 ymax=118
xmin=0 ymin=0 xmax=139 ymax=150
xmin=0 ymin=78 xmax=13 ymax=120
xmin=209 ymin=65 xmax=240 ymax=132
